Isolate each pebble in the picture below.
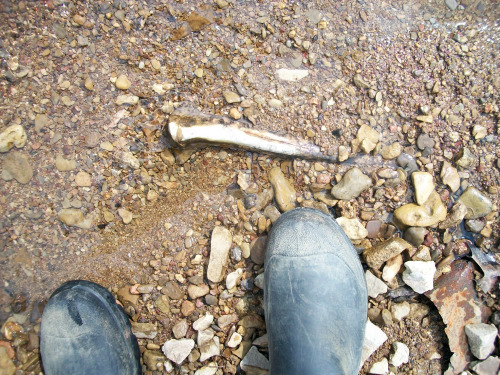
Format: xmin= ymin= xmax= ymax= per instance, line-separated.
xmin=0 ymin=347 xmax=15 ymax=375
xmin=389 ymin=342 xmax=409 ymax=367
xmin=3 ymin=152 xmax=32 ymax=184
xmin=155 ymin=295 xmax=170 ymax=314
xmin=439 ymin=201 xmax=468 ymax=229
xmin=240 ymin=346 xmax=269 ymax=372
xmin=199 ymin=336 xmax=220 ymax=362
xmin=268 ymin=167 xmax=296 ymax=212
xmin=117 ymin=151 xmax=140 ymax=170
xmin=263 ymin=206 xmax=281 ymax=223
xmin=172 ymin=320 xmax=188 ymax=339
xmin=55 ymin=156 xmax=76 ymax=171
xmin=336 ymin=217 xmax=368 ymax=240
xmin=181 ymin=300 xmax=195 ymax=316
xmin=472 ymin=125 xmax=487 ymax=140
xmin=368 ymin=357 xmax=388 ymax=374
xmin=77 ymin=35 xmax=88 ymax=47
xmin=197 ymin=329 xmax=215 ymax=346
xmin=397 ymin=153 xmax=419 ymax=174
xmin=227 ymin=332 xmax=242 ymax=348
xmin=229 ymin=108 xmax=241 ymax=120
xmin=226 ymin=268 xmax=243 ymax=290
xmin=411 ymin=172 xmax=434 ymax=205
xmin=403 ymin=227 xmax=427 ymax=247
xmin=391 ymin=302 xmax=411 ymax=322
xmin=353 ymin=74 xmax=370 ymax=89
xmin=57 ymin=208 xmax=92 ymax=229
xmin=116 ymin=94 xmax=139 ymax=105
xmin=331 ymin=167 xmax=372 ymax=200
xmin=143 ymin=350 xmax=164 ymax=371
xmin=131 ymin=322 xmax=157 ymax=339
xmin=365 ymin=270 xmax=388 ymax=298
xmin=471 ymin=356 xmax=500 ymax=375
xmin=268 ymin=98 xmax=283 ymax=108
xmin=440 ymin=161 xmax=460 ymax=192
xmin=207 ymin=226 xmax=232 ymax=283
xmin=382 ymin=254 xmax=403 ymax=283
xmin=193 ymin=314 xmax=214 ymax=332
xmin=163 ymin=282 xmax=185 ymax=300
xmin=416 ymin=134 xmax=435 ymax=150
xmin=356 ymin=125 xmax=380 ymax=153
xmin=75 ymin=171 xmax=91 ymax=187
xmin=360 ymin=319 xmax=388 ymax=366
xmin=465 ymin=219 xmax=485 ymax=233
xmin=84 ymin=77 xmax=94 ymax=90
xmin=458 ymin=187 xmax=493 ymax=219
xmin=187 ymin=284 xmax=209 ymax=299
xmin=445 ymin=0 xmax=458 ymax=11
xmin=402 ymin=261 xmax=436 ymax=294
xmin=338 ymin=145 xmax=349 ymax=162
xmin=393 ymin=191 xmax=447 ymax=227
xmin=0 ymin=125 xmax=27 ymax=152
xmin=162 ymin=338 xmax=194 ymax=365
xmin=34 ymin=114 xmax=49 ymax=133
xmin=115 ymin=74 xmax=131 ymax=90
xmin=380 ymin=142 xmax=402 ymax=160
xmin=194 ymin=363 xmax=218 ymax=375
xmin=464 ymin=323 xmax=498 ymax=360
xmin=223 ymin=91 xmax=240 ymax=104
xmin=276 ymin=68 xmax=309 ymax=81
xmin=118 ymin=208 xmax=133 ymax=224
xmin=363 ymin=238 xmax=412 ymax=270
xmin=455 ymin=147 xmax=476 ymax=169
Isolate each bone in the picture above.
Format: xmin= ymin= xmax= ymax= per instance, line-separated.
xmin=165 ymin=106 xmax=336 ymax=162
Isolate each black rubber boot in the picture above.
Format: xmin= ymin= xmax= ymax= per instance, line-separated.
xmin=264 ymin=208 xmax=367 ymax=375
xmin=40 ymin=280 xmax=141 ymax=375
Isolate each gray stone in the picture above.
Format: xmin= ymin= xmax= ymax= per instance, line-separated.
xmin=464 ymin=323 xmax=498 ymax=360
xmin=360 ymin=320 xmax=388 ymax=367
xmin=403 ymin=227 xmax=427 ymax=247
xmin=331 ymin=167 xmax=371 ymax=200
xmin=163 ymin=281 xmax=185 ymax=300
xmin=240 ymin=346 xmax=270 ymax=372
xmin=389 ymin=342 xmax=409 ymax=367
xmin=207 ymin=226 xmax=232 ymax=283
xmin=162 ymin=338 xmax=195 ymax=365
xmin=397 ymin=153 xmax=419 ymax=174
xmin=365 ymin=270 xmax=388 ymax=298
xmin=465 ymin=219 xmax=485 ymax=233
xmin=416 ymin=134 xmax=435 ymax=150
xmin=197 ymin=329 xmax=215 ymax=347
xmin=199 ymin=336 xmax=220 ymax=362
xmin=3 ymin=151 xmax=32 ymax=184
xmin=471 ymin=356 xmax=500 ymax=375
xmin=445 ymin=0 xmax=458 ymax=11
xmin=402 ymin=261 xmax=436 ymax=294
xmin=458 ymin=187 xmax=493 ymax=219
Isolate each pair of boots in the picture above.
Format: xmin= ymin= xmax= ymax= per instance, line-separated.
xmin=40 ymin=208 xmax=368 ymax=374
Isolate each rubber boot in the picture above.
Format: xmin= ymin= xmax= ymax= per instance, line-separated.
xmin=40 ymin=280 xmax=141 ymax=375
xmin=264 ymin=208 xmax=367 ymax=375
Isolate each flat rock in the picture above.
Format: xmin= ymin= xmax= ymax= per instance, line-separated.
xmin=276 ymin=68 xmax=309 ymax=82
xmin=336 ymin=217 xmax=368 ymax=240
xmin=223 ymin=91 xmax=240 ymax=104
xmin=199 ymin=336 xmax=220 ymax=362
xmin=58 ymin=208 xmax=93 ymax=229
xmin=441 ymin=161 xmax=460 ymax=192
xmin=116 ymin=94 xmax=139 ymax=105
xmin=369 ymin=357 xmax=388 ymax=374
xmin=356 ymin=124 xmax=379 ymax=152
xmin=331 ymin=167 xmax=372 ymax=200
xmin=365 ymin=270 xmax=388 ymax=298
xmin=393 ymin=191 xmax=447 ymax=227
xmin=268 ymin=167 xmax=296 ymax=211
xmin=154 ymin=295 xmax=170 ymax=314
xmin=250 ymin=236 xmax=267 ymax=265
xmin=471 ymin=356 xmax=500 ymax=375
xmin=445 ymin=0 xmax=458 ymax=11
xmin=172 ymin=320 xmax=188 ymax=339
xmin=143 ymin=350 xmax=165 ymax=371
xmin=363 ymin=238 xmax=412 ymax=270
xmin=217 ymin=313 xmax=238 ymax=329
xmin=426 ymin=261 xmax=491 ymax=374
xmin=116 ymin=151 xmax=140 ymax=169
xmin=197 ymin=329 xmax=215 ymax=347
xmin=360 ymin=319 xmax=388 ymax=367
xmin=353 ymin=74 xmax=370 ymax=89
xmin=34 ymin=114 xmax=49 ymax=132
xmin=240 ymin=346 xmax=270 ymax=373
xmin=390 ymin=342 xmax=409 ymax=367
xmin=194 ymin=363 xmax=218 ymax=375
xmin=163 ymin=281 xmax=185 ymax=300
xmin=181 ymin=300 xmax=195 ymax=316
xmin=162 ymin=338 xmax=195 ymax=365
xmin=55 ymin=156 xmax=76 ymax=171
xmin=3 ymin=151 xmax=32 ymax=183
xmin=464 ymin=323 xmax=498 ymax=360
xmin=131 ymin=322 xmax=157 ymax=339
xmin=458 ymin=187 xmax=493 ymax=219
xmin=207 ymin=227 xmax=232 ymax=283
xmin=412 ymin=172 xmax=434 ymax=205
xmin=402 ymin=261 xmax=436 ymax=293
xmin=0 ymin=125 xmax=27 ymax=152
xmin=118 ymin=208 xmax=133 ymax=224
xmin=193 ymin=314 xmax=214 ymax=331
xmin=187 ymin=284 xmax=209 ymax=299
xmin=416 ymin=133 xmax=435 ymax=150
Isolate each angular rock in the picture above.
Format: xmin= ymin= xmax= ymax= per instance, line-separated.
xmin=439 ymin=201 xmax=468 ymax=229
xmin=416 ymin=133 xmax=435 ymax=150
xmin=240 ymin=346 xmax=270 ymax=373
xmin=207 ymin=227 xmax=232 ymax=283
xmin=131 ymin=322 xmax=157 ymax=339
xmin=0 ymin=346 xmax=15 ymax=375
xmin=217 ymin=313 xmax=238 ymax=329
xmin=363 ymin=238 xmax=412 ymax=270
xmin=3 ymin=151 xmax=32 ymax=184
xmin=172 ymin=320 xmax=188 ymax=339
xmin=0 ymin=124 xmax=27 ymax=152
xmin=360 ymin=319 xmax=388 ymax=367
xmin=186 ymin=10 xmax=214 ymax=32
xmin=118 ymin=208 xmax=133 ymax=224
xmin=353 ymin=74 xmax=370 ymax=89
xmin=199 ymin=336 xmax=220 ymax=362
xmin=58 ymin=208 xmax=93 ymax=229
xmin=194 ymin=363 xmax=218 ymax=375
xmin=162 ymin=338 xmax=195 ymax=365
xmin=368 ymin=357 xmax=388 ymax=374
xmin=197 ymin=329 xmax=215 ymax=347
xmin=155 ymin=295 xmax=170 ymax=314
xmin=34 ymin=114 xmax=49 ymax=132
xmin=116 ymin=151 xmax=140 ymax=170
xmin=441 ymin=161 xmax=460 ymax=192
xmin=193 ymin=314 xmax=214 ymax=332
xmin=331 ymin=167 xmax=372 ymax=200
xmin=471 ymin=356 xmax=500 ymax=375
xmin=445 ymin=0 xmax=458 ymax=11
xmin=276 ymin=68 xmax=309 ymax=82
xmin=390 ymin=342 xmax=409 ymax=367
xmin=382 ymin=254 xmax=403 ymax=282
xmin=426 ymin=261 xmax=492 ymax=374
xmin=365 ymin=270 xmax=388 ymax=298
xmin=455 ymin=148 xmax=476 ymax=169
xmin=250 ymin=236 xmax=267 ymax=265
xmin=268 ymin=167 xmax=296 ymax=212
xmin=458 ymin=187 xmax=493 ymax=219
xmin=336 ymin=217 xmax=368 ymax=240
xmin=226 ymin=268 xmax=243 ymax=290
xmin=402 ymin=261 xmax=436 ymax=293
xmin=356 ymin=125 xmax=379 ymax=152
xmin=187 ymin=284 xmax=209 ymax=299
xmin=403 ymin=227 xmax=427 ymax=247
xmin=163 ymin=281 xmax=185 ymax=300
xmin=393 ymin=191 xmax=447 ymax=227
xmin=181 ymin=300 xmax=195 ymax=316
xmin=391 ymin=302 xmax=411 ymax=322
xmin=464 ymin=323 xmax=498 ymax=360
xmin=411 ymin=172 xmax=434 ymax=205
